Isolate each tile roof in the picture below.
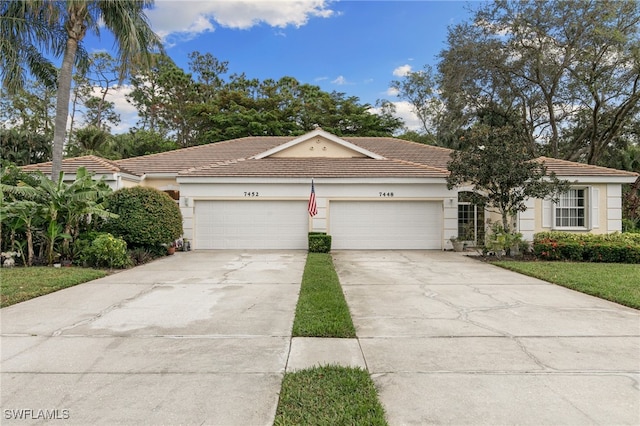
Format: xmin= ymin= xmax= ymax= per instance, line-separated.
xmin=19 ymin=135 xmax=638 ymax=180
xmin=116 ymin=137 xmax=289 ymax=175
xmin=180 ymin=157 xmax=449 ymax=178
xmin=536 ymin=156 xmax=639 ymax=177
xmin=20 ymin=155 xmax=132 ymax=176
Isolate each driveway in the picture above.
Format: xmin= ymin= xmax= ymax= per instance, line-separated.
xmin=332 ymin=251 xmax=640 ymax=425
xmin=1 ymin=251 xmax=306 ymax=425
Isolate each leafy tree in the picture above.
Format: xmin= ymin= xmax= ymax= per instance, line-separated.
xmin=110 ymin=130 xmax=178 ymax=158
xmin=438 ymin=0 xmax=640 ymax=163
xmin=1 ymin=0 xmax=162 ymax=181
xmin=447 ymin=112 xmax=569 ymax=232
xmin=0 ymin=129 xmax=52 ymax=166
xmin=65 ymin=126 xmax=112 ymax=158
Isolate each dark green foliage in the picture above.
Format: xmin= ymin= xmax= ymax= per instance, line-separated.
xmin=308 ymin=233 xmax=332 ymax=253
xmin=0 ymin=129 xmax=52 ymax=166
xmin=534 ymin=232 xmax=640 ymax=263
xmin=104 ymin=187 xmax=182 ymax=249
xmin=128 ymin=247 xmax=156 ymax=266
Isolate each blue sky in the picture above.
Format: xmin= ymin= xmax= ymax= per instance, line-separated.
xmin=85 ymin=1 xmax=478 ymax=133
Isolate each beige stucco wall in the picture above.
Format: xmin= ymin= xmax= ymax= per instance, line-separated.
xmin=140 ymin=177 xmax=179 ymax=191
xmin=531 ymin=183 xmax=609 ymax=235
xmin=270 ymin=137 xmax=367 ymax=158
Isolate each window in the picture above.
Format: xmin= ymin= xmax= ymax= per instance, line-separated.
xmin=555 ymin=189 xmax=586 ymax=228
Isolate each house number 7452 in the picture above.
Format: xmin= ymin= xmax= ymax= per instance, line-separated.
xmin=244 ymin=192 xmax=259 ymax=197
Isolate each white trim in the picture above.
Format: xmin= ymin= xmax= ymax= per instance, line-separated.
xmin=252 ymin=128 xmax=386 ymax=160
xmin=590 ymin=187 xmax=599 ymax=229
xmin=544 ymin=175 xmax=637 ymax=184
xmin=542 ymin=199 xmax=552 ymax=228
xmin=177 ymin=176 xmax=448 ymax=184
xmin=553 ymin=187 xmax=589 ymax=231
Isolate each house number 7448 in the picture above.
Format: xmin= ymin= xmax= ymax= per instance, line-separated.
xmin=379 ymin=192 xmax=394 ymax=197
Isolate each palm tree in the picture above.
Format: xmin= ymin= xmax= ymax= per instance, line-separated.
xmin=1 ymin=1 xmax=162 ymax=181
xmin=0 ymin=1 xmax=63 ymax=93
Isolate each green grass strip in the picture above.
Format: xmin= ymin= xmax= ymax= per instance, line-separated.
xmin=1 ymin=267 xmax=106 ymax=308
xmin=292 ymin=253 xmax=356 ymax=337
xmin=494 ymin=261 xmax=640 ymax=309
xmin=274 ymin=365 xmax=387 ymax=426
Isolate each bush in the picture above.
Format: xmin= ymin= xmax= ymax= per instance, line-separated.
xmin=103 ymin=187 xmax=183 ymax=249
xmin=309 ymin=233 xmax=332 ymax=253
xmin=85 ymin=233 xmax=131 ymax=269
xmin=129 ymin=247 xmax=155 ymax=266
xmin=533 ymin=231 xmax=640 ymax=263
xmin=485 ymin=223 xmax=524 ymax=258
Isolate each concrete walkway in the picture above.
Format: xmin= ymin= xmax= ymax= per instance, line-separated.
xmin=331 ymin=251 xmax=640 ymax=426
xmin=1 ymin=251 xmax=306 ymax=425
xmin=2 ymin=250 xmax=639 ymax=425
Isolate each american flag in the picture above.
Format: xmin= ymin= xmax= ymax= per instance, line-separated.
xmin=308 ymin=179 xmax=318 ymax=217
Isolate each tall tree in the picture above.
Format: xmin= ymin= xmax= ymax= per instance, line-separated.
xmin=438 ymin=0 xmax=640 ymax=163
xmin=447 ymin=106 xmax=569 ymax=232
xmin=1 ymin=0 xmax=161 ymax=181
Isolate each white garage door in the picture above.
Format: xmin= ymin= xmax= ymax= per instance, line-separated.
xmin=194 ymin=200 xmax=309 ymax=249
xmin=330 ymin=201 xmax=442 ymax=249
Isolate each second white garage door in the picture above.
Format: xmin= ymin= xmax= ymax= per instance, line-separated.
xmin=330 ymin=200 xmax=442 ymax=249
xmin=194 ymin=200 xmax=309 ymax=249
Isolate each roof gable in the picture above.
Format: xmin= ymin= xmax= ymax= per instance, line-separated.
xmin=252 ymin=129 xmax=385 ymax=160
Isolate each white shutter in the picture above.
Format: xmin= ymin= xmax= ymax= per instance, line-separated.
xmin=542 ymin=199 xmax=552 ymax=228
xmin=590 ymin=187 xmax=599 ymax=229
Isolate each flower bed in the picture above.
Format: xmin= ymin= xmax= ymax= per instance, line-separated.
xmin=533 ymin=232 xmax=640 ymax=263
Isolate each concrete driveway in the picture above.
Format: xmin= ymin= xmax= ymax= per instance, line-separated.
xmin=332 ymin=251 xmax=640 ymax=425
xmin=1 ymin=251 xmax=306 ymax=425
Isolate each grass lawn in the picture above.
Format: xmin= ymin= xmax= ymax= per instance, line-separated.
xmin=1 ymin=267 xmax=107 ymax=308
xmin=292 ymin=253 xmax=356 ymax=338
xmin=494 ymin=261 xmax=640 ymax=309
xmin=274 ymin=365 xmax=387 ymax=426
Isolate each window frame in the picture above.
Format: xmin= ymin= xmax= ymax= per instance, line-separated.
xmin=552 ymin=187 xmax=589 ymax=231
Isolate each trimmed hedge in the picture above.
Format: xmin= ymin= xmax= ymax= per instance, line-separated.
xmin=309 ymin=232 xmax=332 ymax=253
xmin=103 ymin=187 xmax=183 ymax=249
xmin=533 ymin=232 xmax=640 ymax=263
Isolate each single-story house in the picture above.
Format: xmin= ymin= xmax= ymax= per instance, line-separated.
xmin=22 ymin=129 xmax=638 ymax=250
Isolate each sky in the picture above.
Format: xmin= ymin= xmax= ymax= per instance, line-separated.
xmin=84 ymin=0 xmax=479 ymax=133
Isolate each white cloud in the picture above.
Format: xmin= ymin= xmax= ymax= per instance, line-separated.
xmin=103 ymin=85 xmax=139 ymax=134
xmin=331 ymin=75 xmax=349 ymax=85
xmin=392 ymin=64 xmax=412 ymax=77
xmin=148 ymin=0 xmax=335 ymax=43
xmin=370 ymin=100 xmax=421 ymax=133
xmin=386 ymin=87 xmax=399 ymax=97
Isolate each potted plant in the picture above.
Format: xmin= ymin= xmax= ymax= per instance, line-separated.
xmin=450 ymin=236 xmax=466 ymax=252
xmin=167 ymin=242 xmax=176 ymax=255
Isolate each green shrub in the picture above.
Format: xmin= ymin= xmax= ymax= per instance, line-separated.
xmin=85 ymin=233 xmax=131 ymax=269
xmin=129 ymin=247 xmax=155 ymax=266
xmin=485 ymin=223 xmax=524 ymax=258
xmin=534 ymin=231 xmax=640 ymax=263
xmin=309 ymin=233 xmax=332 ymax=253
xmin=103 ymin=187 xmax=183 ymax=249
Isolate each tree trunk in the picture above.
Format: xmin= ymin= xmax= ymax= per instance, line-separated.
xmin=51 ymin=37 xmax=79 ymax=181
xmin=26 ymin=228 xmax=33 ymax=267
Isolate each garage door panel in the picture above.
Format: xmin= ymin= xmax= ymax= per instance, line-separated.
xmin=195 ymin=201 xmax=308 ymax=249
xmin=330 ymin=201 xmax=442 ymax=249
